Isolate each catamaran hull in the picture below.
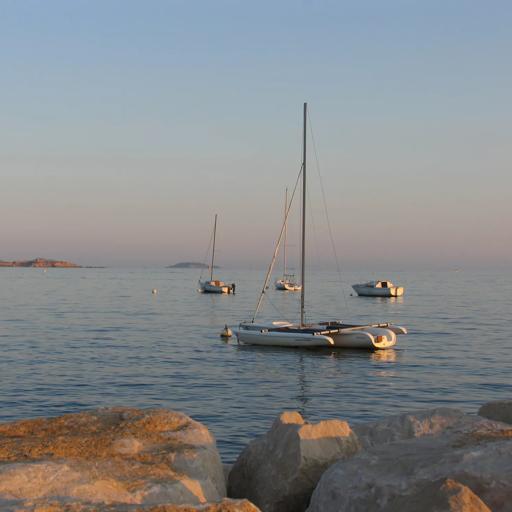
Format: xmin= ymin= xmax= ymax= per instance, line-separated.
xmin=352 ymin=285 xmax=404 ymax=297
xmin=236 ymin=329 xmax=334 ymax=348
xmin=236 ymin=323 xmax=398 ymax=350
xmin=328 ymin=327 xmax=396 ymax=349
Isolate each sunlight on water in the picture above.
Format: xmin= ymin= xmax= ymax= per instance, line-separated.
xmin=0 ymin=267 xmax=511 ymax=461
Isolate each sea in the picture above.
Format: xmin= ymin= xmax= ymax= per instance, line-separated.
xmin=0 ymin=267 xmax=511 ymax=461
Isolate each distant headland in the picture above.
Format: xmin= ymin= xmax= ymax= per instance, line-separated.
xmin=0 ymin=258 xmax=81 ymax=268
xmin=167 ymin=261 xmax=218 ymax=269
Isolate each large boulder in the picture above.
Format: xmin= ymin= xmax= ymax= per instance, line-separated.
xmin=307 ymin=414 xmax=512 ymax=512
xmin=352 ymin=407 xmax=481 ymax=449
xmin=2 ymin=498 xmax=261 ymax=511
xmin=479 ymin=400 xmax=512 ymax=425
xmin=0 ymin=408 xmax=226 ymax=509
xmin=228 ymin=411 xmax=360 ymax=512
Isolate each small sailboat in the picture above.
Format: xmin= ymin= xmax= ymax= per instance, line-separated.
xmin=352 ymin=280 xmax=405 ymax=297
xmin=236 ymin=103 xmax=406 ymax=350
xmin=198 ymin=214 xmax=234 ymax=294
xmin=275 ymin=188 xmax=301 ymax=292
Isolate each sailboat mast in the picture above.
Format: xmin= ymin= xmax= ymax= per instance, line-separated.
xmin=283 ymin=188 xmax=287 ymax=277
xmin=300 ymin=102 xmax=307 ymax=326
xmin=210 ymin=214 xmax=217 ymax=281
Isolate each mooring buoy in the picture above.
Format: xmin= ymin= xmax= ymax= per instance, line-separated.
xmin=220 ymin=325 xmax=233 ymax=338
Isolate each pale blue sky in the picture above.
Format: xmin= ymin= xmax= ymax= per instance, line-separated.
xmin=1 ymin=0 xmax=510 ymax=268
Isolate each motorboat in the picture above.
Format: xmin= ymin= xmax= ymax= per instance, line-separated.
xmin=236 ymin=103 xmax=407 ymax=350
xmin=198 ymin=214 xmax=235 ymax=294
xmin=352 ymin=280 xmax=404 ymax=297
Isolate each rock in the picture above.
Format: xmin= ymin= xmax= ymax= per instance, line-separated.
xmin=307 ymin=415 xmax=512 ymax=512
xmin=228 ymin=411 xmax=360 ymax=512
xmin=222 ymin=464 xmax=233 ymax=486
xmin=0 ymin=258 xmax=80 ymax=268
xmin=381 ymin=478 xmax=491 ymax=512
xmin=2 ymin=498 xmax=261 ymax=511
xmin=0 ymin=408 xmax=226 ymax=509
xmin=479 ymin=400 xmax=512 ymax=425
xmin=352 ymin=407 xmax=480 ymax=449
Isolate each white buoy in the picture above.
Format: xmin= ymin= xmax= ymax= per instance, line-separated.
xmin=220 ymin=325 xmax=233 ymax=338
xmin=152 ymin=289 xmax=158 ymax=295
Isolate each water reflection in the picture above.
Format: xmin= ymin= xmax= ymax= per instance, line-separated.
xmin=296 ymin=354 xmax=309 ymax=417
xmin=371 ymin=349 xmax=397 ymax=362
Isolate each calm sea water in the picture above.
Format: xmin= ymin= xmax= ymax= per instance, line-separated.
xmin=1 ymin=267 xmax=511 ymax=461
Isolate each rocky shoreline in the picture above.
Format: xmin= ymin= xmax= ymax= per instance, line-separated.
xmin=0 ymin=258 xmax=80 ymax=268
xmin=0 ymin=401 xmax=510 ymax=511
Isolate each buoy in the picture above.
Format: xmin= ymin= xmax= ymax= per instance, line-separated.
xmin=152 ymin=289 xmax=158 ymax=295
xmin=220 ymin=325 xmax=233 ymax=338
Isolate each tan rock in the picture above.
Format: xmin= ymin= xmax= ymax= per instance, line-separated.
xmin=478 ymin=400 xmax=512 ymax=425
xmin=0 ymin=408 xmax=226 ymax=509
xmin=228 ymin=411 xmax=360 ymax=512
xmin=2 ymin=498 xmax=260 ymax=511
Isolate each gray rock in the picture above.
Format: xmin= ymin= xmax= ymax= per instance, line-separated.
xmin=352 ymin=407 xmax=481 ymax=449
xmin=307 ymin=415 xmax=512 ymax=512
xmin=381 ymin=478 xmax=491 ymax=512
xmin=0 ymin=408 xmax=226 ymax=509
xmin=228 ymin=411 xmax=360 ymax=512
xmin=479 ymin=400 xmax=512 ymax=425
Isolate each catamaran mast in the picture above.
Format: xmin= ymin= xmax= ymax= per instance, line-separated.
xmin=210 ymin=214 xmax=217 ymax=281
xmin=300 ymin=102 xmax=307 ymax=326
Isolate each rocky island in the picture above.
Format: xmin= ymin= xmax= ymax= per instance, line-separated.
xmin=168 ymin=262 xmax=218 ymax=269
xmin=0 ymin=258 xmax=80 ymax=268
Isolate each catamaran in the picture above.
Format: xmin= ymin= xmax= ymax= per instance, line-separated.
xmin=275 ymin=188 xmax=301 ymax=292
xmin=236 ymin=103 xmax=406 ymax=350
xmin=198 ymin=214 xmax=234 ymax=294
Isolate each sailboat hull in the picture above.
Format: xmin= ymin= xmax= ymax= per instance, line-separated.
xmin=275 ymin=279 xmax=302 ymax=291
xmin=199 ymin=281 xmax=232 ymax=294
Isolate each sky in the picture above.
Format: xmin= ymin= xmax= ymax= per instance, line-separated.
xmin=1 ymin=0 xmax=511 ymax=269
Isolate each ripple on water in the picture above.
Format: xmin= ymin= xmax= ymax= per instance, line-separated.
xmin=0 ymin=268 xmax=511 ymax=461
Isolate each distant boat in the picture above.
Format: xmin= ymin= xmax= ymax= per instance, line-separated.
xmin=198 ymin=214 xmax=234 ymax=294
xmin=236 ymin=103 xmax=406 ymax=350
xmin=275 ymin=188 xmax=301 ymax=292
xmin=352 ymin=280 xmax=404 ymax=297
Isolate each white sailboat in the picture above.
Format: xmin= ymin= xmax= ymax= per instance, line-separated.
xmin=236 ymin=103 xmax=407 ymax=350
xmin=198 ymin=214 xmax=234 ymax=294
xmin=275 ymin=188 xmax=301 ymax=292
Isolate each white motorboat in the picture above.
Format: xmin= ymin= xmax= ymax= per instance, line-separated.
xmin=236 ymin=103 xmax=407 ymax=350
xmin=275 ymin=188 xmax=301 ymax=292
xmin=352 ymin=280 xmax=404 ymax=297
xmin=198 ymin=214 xmax=235 ymax=294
